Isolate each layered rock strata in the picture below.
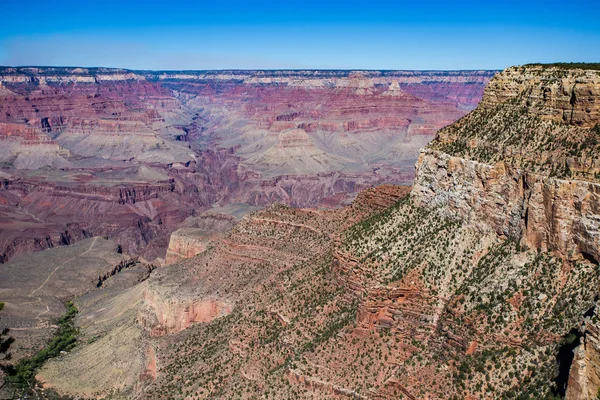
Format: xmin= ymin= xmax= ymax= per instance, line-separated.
xmin=567 ymin=315 xmax=600 ymax=399
xmin=413 ymin=149 xmax=600 ymax=264
xmin=413 ymin=64 xmax=600 ymax=399
xmin=0 ymin=67 xmax=495 ymax=263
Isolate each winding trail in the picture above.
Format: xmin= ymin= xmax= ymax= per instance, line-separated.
xmin=28 ymin=237 xmax=99 ymax=298
xmin=35 ymin=305 xmax=50 ymax=322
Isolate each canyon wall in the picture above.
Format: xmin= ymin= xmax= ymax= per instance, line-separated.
xmin=412 ymin=149 xmax=600 ymax=264
xmin=566 ymin=315 xmax=600 ymax=400
xmin=414 ymin=64 xmax=600 ymax=265
xmin=412 ymin=64 xmax=600 ymax=399
xmin=478 ymin=65 xmax=600 ymax=126
xmin=0 ymin=67 xmax=495 ymax=263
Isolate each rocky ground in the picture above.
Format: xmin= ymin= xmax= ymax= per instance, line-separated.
xmin=0 ymin=67 xmax=494 ymax=263
xmin=4 ymin=64 xmax=600 ymax=399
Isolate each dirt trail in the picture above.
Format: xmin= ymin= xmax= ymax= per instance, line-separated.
xmin=28 ymin=237 xmax=99 ymax=298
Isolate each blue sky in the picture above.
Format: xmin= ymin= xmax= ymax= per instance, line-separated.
xmin=1 ymin=0 xmax=599 ymax=70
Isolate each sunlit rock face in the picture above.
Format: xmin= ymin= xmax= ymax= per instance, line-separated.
xmin=0 ymin=67 xmax=494 ymax=263
xmin=27 ymin=65 xmax=600 ymax=400
xmin=414 ymin=65 xmax=600 ymax=265
xmin=409 ymin=64 xmax=600 ymax=399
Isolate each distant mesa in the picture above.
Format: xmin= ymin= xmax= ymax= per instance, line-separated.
xmin=335 ymin=72 xmax=375 ymax=95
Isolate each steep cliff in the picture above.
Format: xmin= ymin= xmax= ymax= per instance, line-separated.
xmin=164 ymin=214 xmax=236 ymax=264
xmin=415 ymin=64 xmax=600 ymax=264
xmin=412 ymin=63 xmax=600 ymax=399
xmin=566 ymin=309 xmax=600 ymax=400
xmin=430 ymin=64 xmax=600 ymax=181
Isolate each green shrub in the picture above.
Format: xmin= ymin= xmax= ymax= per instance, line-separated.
xmin=7 ymin=301 xmax=79 ymax=388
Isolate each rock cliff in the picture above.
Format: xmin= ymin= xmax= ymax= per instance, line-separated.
xmin=415 ymin=65 xmax=600 ymax=266
xmin=479 ymin=65 xmax=600 ymax=126
xmin=413 ymin=149 xmax=600 ymax=264
xmin=164 ymin=214 xmax=236 ymax=264
xmin=413 ymin=63 xmax=600 ymax=399
xmin=567 ymin=313 xmax=600 ymax=399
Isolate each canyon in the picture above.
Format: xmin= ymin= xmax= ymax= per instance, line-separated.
xmin=0 ymin=63 xmax=598 ymax=399
xmin=0 ymin=67 xmax=494 ymax=263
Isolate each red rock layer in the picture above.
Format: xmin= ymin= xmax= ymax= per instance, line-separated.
xmin=0 ymin=68 xmax=493 ymax=263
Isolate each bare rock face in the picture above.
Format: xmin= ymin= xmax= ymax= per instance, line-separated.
xmin=415 ymin=65 xmax=600 ymax=267
xmin=413 ymin=149 xmax=600 ymax=263
xmin=566 ymin=316 xmax=600 ymax=399
xmin=140 ymin=287 xmax=232 ymax=336
xmin=165 ymin=214 xmax=236 ymax=264
xmin=479 ymin=65 xmax=600 ymax=126
xmin=165 ymin=229 xmax=209 ymax=265
xmin=381 ymin=81 xmax=408 ymax=97
xmin=356 ymin=285 xmax=438 ymax=340
xmin=431 ymin=66 xmax=600 ymax=185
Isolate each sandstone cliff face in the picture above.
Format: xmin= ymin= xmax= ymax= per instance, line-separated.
xmin=479 ymin=65 xmax=600 ymax=126
xmin=412 ymin=149 xmax=600 ymax=264
xmin=431 ymin=66 xmax=600 ymax=184
xmin=567 ymin=315 xmax=600 ymax=399
xmin=141 ymin=288 xmax=232 ymax=336
xmin=411 ymin=64 xmax=600 ymax=399
xmin=164 ymin=214 xmax=237 ymax=264
xmin=165 ymin=229 xmax=209 ymax=265
xmin=417 ymin=66 xmax=600 ymax=266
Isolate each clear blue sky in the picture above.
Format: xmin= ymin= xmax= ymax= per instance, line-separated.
xmin=1 ymin=0 xmax=598 ymax=70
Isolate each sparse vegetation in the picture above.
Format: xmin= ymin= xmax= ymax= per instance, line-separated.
xmin=431 ymin=78 xmax=600 ymax=182
xmin=0 ymin=301 xmax=13 ymax=371
xmin=524 ymin=62 xmax=600 ymax=71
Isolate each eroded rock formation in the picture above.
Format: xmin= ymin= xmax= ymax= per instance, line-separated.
xmin=567 ymin=315 xmax=600 ymax=399
xmin=0 ymin=67 xmax=494 ymax=263
xmin=14 ymin=65 xmax=600 ymax=399
xmin=413 ymin=149 xmax=600 ymax=264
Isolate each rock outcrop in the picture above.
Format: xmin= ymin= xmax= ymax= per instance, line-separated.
xmin=567 ymin=316 xmax=600 ymax=399
xmin=412 ymin=63 xmax=600 ymax=399
xmin=413 ymin=149 xmax=600 ymax=264
xmin=165 ymin=229 xmax=210 ymax=265
xmin=141 ymin=288 xmax=232 ymax=336
xmin=165 ymin=214 xmax=236 ymax=264
xmin=479 ymin=65 xmax=600 ymax=126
